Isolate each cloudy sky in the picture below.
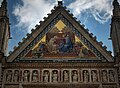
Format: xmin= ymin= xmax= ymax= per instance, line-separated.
xmin=0 ymin=0 xmax=119 ymax=55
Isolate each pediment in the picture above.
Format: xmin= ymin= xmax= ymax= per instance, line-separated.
xmin=7 ymin=5 xmax=114 ymax=62
xmin=24 ymin=20 xmax=97 ymax=60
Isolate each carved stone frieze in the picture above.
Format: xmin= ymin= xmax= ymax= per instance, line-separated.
xmin=3 ymin=69 xmax=116 ymax=84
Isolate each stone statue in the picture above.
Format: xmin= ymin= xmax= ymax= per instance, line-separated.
xmin=43 ymin=71 xmax=49 ymax=82
xmin=6 ymin=70 xmax=12 ymax=82
xmin=63 ymin=70 xmax=69 ymax=82
xmin=72 ymin=70 xmax=78 ymax=82
xmin=83 ymin=70 xmax=89 ymax=82
xmin=52 ymin=71 xmax=58 ymax=83
xmin=23 ymin=70 xmax=29 ymax=82
xmin=102 ymin=70 xmax=108 ymax=82
xmin=109 ymin=70 xmax=115 ymax=82
xmin=13 ymin=70 xmax=19 ymax=82
xmin=32 ymin=70 xmax=38 ymax=82
xmin=91 ymin=70 xmax=98 ymax=82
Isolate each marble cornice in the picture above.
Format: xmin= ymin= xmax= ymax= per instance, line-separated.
xmin=22 ymin=83 xmax=100 ymax=88
xmin=4 ymin=62 xmax=115 ymax=69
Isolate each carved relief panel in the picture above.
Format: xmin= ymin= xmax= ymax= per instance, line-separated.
xmin=101 ymin=69 xmax=116 ymax=83
xmin=82 ymin=70 xmax=89 ymax=83
xmin=91 ymin=70 xmax=99 ymax=82
xmin=109 ymin=70 xmax=115 ymax=82
xmin=23 ymin=70 xmax=30 ymax=82
xmin=4 ymin=68 xmax=116 ymax=84
xmin=32 ymin=70 xmax=39 ymax=82
xmin=63 ymin=70 xmax=70 ymax=83
xmin=52 ymin=70 xmax=59 ymax=83
xmin=13 ymin=70 xmax=19 ymax=82
xmin=42 ymin=70 xmax=50 ymax=83
xmin=6 ymin=70 xmax=13 ymax=82
xmin=71 ymin=70 xmax=79 ymax=83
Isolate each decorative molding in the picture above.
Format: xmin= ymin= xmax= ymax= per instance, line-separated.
xmin=4 ymin=62 xmax=115 ymax=68
xmin=3 ymin=68 xmax=117 ymax=84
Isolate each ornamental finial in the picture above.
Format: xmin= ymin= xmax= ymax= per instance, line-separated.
xmin=58 ymin=0 xmax=63 ymax=6
xmin=113 ymin=0 xmax=119 ymax=7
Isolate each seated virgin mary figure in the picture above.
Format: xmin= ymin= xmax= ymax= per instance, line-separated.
xmin=59 ymin=34 xmax=73 ymax=53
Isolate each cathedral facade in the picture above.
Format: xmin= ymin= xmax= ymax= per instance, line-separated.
xmin=0 ymin=0 xmax=120 ymax=88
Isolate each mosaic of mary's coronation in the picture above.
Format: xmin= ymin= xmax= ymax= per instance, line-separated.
xmin=24 ymin=20 xmax=96 ymax=59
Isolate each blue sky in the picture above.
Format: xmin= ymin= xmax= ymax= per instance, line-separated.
xmin=0 ymin=0 xmax=118 ymax=55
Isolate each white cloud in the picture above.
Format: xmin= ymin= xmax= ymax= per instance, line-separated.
xmin=0 ymin=0 xmax=3 ymax=6
xmin=13 ymin=0 xmax=56 ymax=33
xmin=68 ymin=0 xmax=113 ymax=24
xmin=13 ymin=0 xmax=120 ymax=32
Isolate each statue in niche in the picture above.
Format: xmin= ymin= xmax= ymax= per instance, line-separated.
xmin=109 ymin=70 xmax=115 ymax=82
xmin=91 ymin=70 xmax=98 ymax=82
xmin=52 ymin=70 xmax=58 ymax=83
xmin=23 ymin=70 xmax=30 ymax=82
xmin=43 ymin=71 xmax=49 ymax=82
xmin=32 ymin=70 xmax=38 ymax=82
xmin=13 ymin=70 xmax=19 ymax=82
xmin=83 ymin=70 xmax=89 ymax=83
xmin=6 ymin=70 xmax=12 ymax=82
xmin=63 ymin=70 xmax=69 ymax=82
xmin=72 ymin=70 xmax=78 ymax=82
xmin=102 ymin=70 xmax=108 ymax=82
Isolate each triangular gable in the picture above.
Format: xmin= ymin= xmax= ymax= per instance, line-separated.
xmin=7 ymin=4 xmax=114 ymax=62
xmin=24 ymin=21 xmax=96 ymax=60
